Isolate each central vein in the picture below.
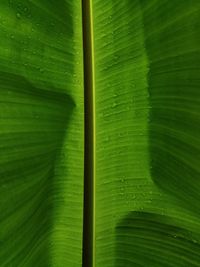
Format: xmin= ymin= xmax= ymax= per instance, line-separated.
xmin=82 ymin=0 xmax=96 ymax=266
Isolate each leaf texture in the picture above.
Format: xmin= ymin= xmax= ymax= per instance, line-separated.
xmin=92 ymin=0 xmax=200 ymax=266
xmin=0 ymin=1 xmax=84 ymax=266
xmin=0 ymin=0 xmax=200 ymax=266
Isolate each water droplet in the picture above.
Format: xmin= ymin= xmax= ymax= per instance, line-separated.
xmin=112 ymin=102 xmax=117 ymax=108
xmin=16 ymin=13 xmax=21 ymax=19
xmin=39 ymin=68 xmax=44 ymax=73
xmin=105 ymin=136 xmax=110 ymax=142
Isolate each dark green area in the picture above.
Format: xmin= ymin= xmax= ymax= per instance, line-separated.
xmin=116 ymin=212 xmax=200 ymax=267
xmin=144 ymin=0 xmax=200 ymax=214
xmin=0 ymin=71 xmax=74 ymax=265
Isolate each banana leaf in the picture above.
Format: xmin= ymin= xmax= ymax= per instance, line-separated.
xmin=0 ymin=0 xmax=200 ymax=267
xmin=0 ymin=1 xmax=84 ymax=266
xmin=92 ymin=0 xmax=200 ymax=266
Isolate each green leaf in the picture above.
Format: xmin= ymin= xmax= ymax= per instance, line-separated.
xmin=0 ymin=1 xmax=84 ymax=266
xmin=92 ymin=0 xmax=200 ymax=266
xmin=116 ymin=212 xmax=200 ymax=267
xmin=0 ymin=0 xmax=200 ymax=267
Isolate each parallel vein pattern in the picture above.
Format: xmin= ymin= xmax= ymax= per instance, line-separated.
xmin=92 ymin=0 xmax=200 ymax=266
xmin=0 ymin=1 xmax=84 ymax=266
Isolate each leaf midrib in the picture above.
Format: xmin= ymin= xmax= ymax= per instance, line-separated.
xmin=82 ymin=0 xmax=96 ymax=266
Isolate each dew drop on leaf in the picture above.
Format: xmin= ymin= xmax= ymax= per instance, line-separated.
xmin=16 ymin=13 xmax=21 ymax=19
xmin=112 ymin=102 xmax=117 ymax=108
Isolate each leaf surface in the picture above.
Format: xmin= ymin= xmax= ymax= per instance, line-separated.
xmin=0 ymin=0 xmax=200 ymax=266
xmin=92 ymin=0 xmax=200 ymax=266
xmin=0 ymin=1 xmax=84 ymax=266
